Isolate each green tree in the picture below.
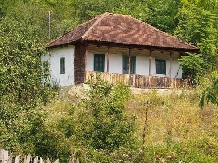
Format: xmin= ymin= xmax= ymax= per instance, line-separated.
xmin=175 ymin=0 xmax=218 ymax=77
xmin=0 ymin=15 xmax=53 ymax=153
xmin=199 ymin=71 xmax=218 ymax=108
xmin=146 ymin=0 xmax=181 ymax=33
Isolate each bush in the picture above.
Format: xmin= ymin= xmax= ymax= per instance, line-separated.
xmin=75 ymin=79 xmax=137 ymax=151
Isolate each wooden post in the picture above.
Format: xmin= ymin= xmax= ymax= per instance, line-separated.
xmin=107 ymin=46 xmax=110 ymax=72
xmin=170 ymin=52 xmax=172 ymax=87
xmin=128 ymin=48 xmax=131 ymax=84
xmin=48 ymin=11 xmax=51 ymax=39
xmin=24 ymin=155 xmax=31 ymax=163
xmin=170 ymin=52 xmax=172 ymax=78
xmin=84 ymin=43 xmax=88 ymax=83
xmin=33 ymin=156 xmax=38 ymax=163
xmin=149 ymin=50 xmax=152 ymax=76
xmin=148 ymin=50 xmax=152 ymax=88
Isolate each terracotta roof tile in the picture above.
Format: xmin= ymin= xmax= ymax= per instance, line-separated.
xmin=46 ymin=12 xmax=199 ymax=52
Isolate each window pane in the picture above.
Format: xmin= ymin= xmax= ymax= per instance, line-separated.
xmin=60 ymin=57 xmax=65 ymax=74
xmin=94 ymin=54 xmax=105 ymax=72
xmin=156 ymin=59 xmax=166 ymax=75
xmin=130 ymin=56 xmax=136 ymax=74
xmin=123 ymin=55 xmax=136 ymax=74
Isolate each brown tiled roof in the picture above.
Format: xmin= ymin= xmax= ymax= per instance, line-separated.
xmin=46 ymin=12 xmax=199 ymax=52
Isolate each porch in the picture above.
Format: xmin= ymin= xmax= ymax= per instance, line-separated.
xmin=85 ymin=70 xmax=189 ymax=89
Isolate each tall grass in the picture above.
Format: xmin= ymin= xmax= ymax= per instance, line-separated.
xmin=41 ymin=87 xmax=218 ymax=162
xmin=128 ymin=89 xmax=218 ymax=162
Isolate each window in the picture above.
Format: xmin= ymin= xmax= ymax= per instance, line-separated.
xmin=156 ymin=59 xmax=166 ymax=74
xmin=94 ymin=54 xmax=105 ymax=72
xmin=60 ymin=57 xmax=65 ymax=74
xmin=123 ymin=55 xmax=136 ymax=74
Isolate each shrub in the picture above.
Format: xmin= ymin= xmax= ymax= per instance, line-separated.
xmin=74 ymin=79 xmax=137 ymax=151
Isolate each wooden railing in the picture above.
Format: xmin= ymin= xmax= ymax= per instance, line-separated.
xmin=85 ymin=71 xmax=189 ymax=89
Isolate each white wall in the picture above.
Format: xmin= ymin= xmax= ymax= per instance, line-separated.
xmin=86 ymin=52 xmax=182 ymax=78
xmin=172 ymin=59 xmax=182 ymax=78
xmin=41 ymin=46 xmax=75 ymax=86
xmin=87 ymin=53 xmax=94 ymax=71
xmin=109 ymin=54 xmax=123 ymax=74
xmin=136 ymin=55 xmax=149 ymax=75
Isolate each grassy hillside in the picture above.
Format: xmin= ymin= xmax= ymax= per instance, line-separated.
xmin=130 ymin=90 xmax=218 ymax=162
xmin=40 ymin=84 xmax=218 ymax=162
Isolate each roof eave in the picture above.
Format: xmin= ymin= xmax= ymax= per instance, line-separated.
xmin=82 ymin=40 xmax=200 ymax=53
xmin=46 ymin=40 xmax=199 ymax=53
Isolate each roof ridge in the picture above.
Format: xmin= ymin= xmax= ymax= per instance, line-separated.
xmin=81 ymin=12 xmax=111 ymax=40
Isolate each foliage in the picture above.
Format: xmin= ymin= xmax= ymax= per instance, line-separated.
xmin=175 ymin=0 xmax=218 ymax=76
xmin=1 ymin=0 xmax=218 ymax=161
xmin=38 ymin=88 xmax=218 ymax=162
xmin=68 ymin=0 xmax=149 ymax=24
xmin=199 ymin=71 xmax=218 ymax=108
xmin=0 ymin=15 xmax=54 ymax=154
xmin=146 ymin=0 xmax=181 ymax=33
xmin=130 ymin=90 xmax=218 ymax=162
xmin=179 ymin=53 xmax=204 ymax=79
xmin=141 ymin=138 xmax=218 ymax=163
xmin=75 ymin=79 xmax=137 ymax=151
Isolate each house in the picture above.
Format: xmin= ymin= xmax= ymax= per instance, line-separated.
xmin=42 ymin=12 xmax=199 ymax=89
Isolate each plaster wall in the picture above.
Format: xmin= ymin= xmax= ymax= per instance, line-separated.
xmin=41 ymin=46 xmax=75 ymax=86
xmin=109 ymin=54 xmax=123 ymax=74
xmin=136 ymin=55 xmax=149 ymax=75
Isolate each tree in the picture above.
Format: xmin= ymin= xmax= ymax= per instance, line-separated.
xmin=146 ymin=0 xmax=181 ymax=34
xmin=175 ymin=0 xmax=218 ymax=77
xmin=200 ymin=71 xmax=218 ymax=108
xmin=0 ymin=15 xmax=52 ymax=154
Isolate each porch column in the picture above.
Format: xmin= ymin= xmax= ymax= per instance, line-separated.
xmin=169 ymin=52 xmax=172 ymax=79
xmin=128 ymin=48 xmax=131 ymax=75
xmin=74 ymin=43 xmax=87 ymax=84
xmin=128 ymin=48 xmax=131 ymax=84
xmin=107 ymin=46 xmax=110 ymax=72
xmin=84 ymin=43 xmax=88 ymax=83
xmin=149 ymin=50 xmax=152 ymax=76
xmin=169 ymin=51 xmax=173 ymax=88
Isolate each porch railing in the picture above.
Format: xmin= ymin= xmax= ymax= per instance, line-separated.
xmin=85 ymin=71 xmax=189 ymax=89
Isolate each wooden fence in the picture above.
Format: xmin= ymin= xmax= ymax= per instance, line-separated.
xmin=85 ymin=71 xmax=189 ymax=89
xmin=0 ymin=149 xmax=79 ymax=163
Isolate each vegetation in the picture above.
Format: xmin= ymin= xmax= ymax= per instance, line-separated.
xmin=1 ymin=0 xmax=218 ymax=162
xmin=26 ymin=84 xmax=218 ymax=162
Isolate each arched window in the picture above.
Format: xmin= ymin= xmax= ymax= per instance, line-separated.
xmin=60 ymin=57 xmax=65 ymax=74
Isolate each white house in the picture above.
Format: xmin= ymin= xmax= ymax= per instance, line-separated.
xmin=42 ymin=12 xmax=199 ymax=88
